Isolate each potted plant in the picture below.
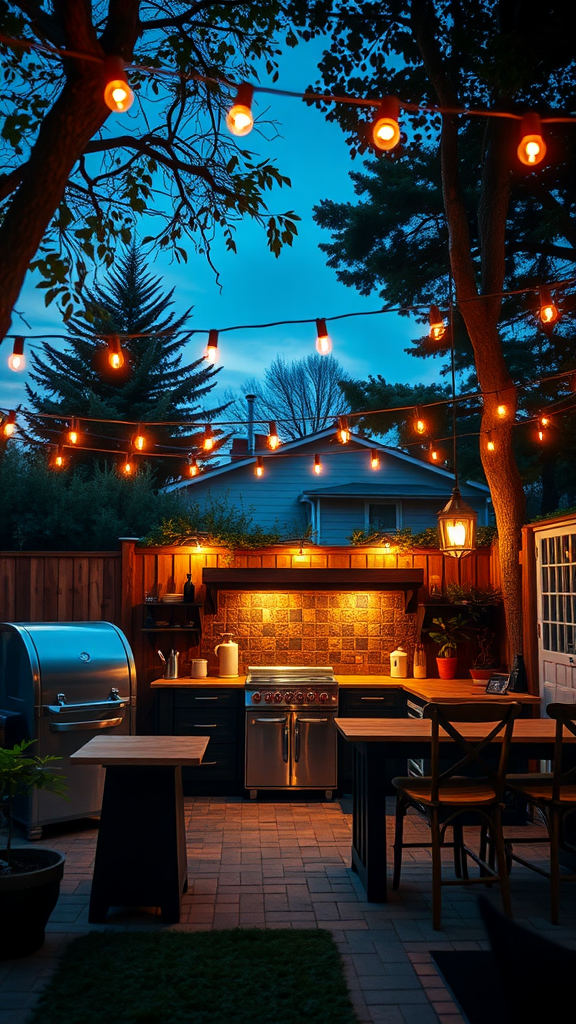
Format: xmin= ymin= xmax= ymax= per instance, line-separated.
xmin=469 ymin=625 xmax=500 ymax=684
xmin=426 ymin=614 xmax=471 ymax=679
xmin=0 ymin=741 xmax=67 ymax=959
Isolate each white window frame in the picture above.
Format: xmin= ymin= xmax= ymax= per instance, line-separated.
xmin=364 ymin=500 xmax=402 ymax=532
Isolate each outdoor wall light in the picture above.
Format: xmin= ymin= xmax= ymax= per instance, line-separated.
xmin=102 ymin=57 xmax=134 ymax=113
xmin=315 ymin=318 xmax=332 ymax=355
xmin=226 ymin=83 xmax=254 ymax=136
xmin=371 ymin=96 xmax=401 ymax=151
xmin=8 ymin=336 xmax=25 ymax=371
xmin=517 ymin=112 xmax=546 ymax=167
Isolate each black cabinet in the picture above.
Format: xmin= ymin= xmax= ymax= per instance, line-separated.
xmin=338 ymin=686 xmax=407 ymax=794
xmin=156 ymin=686 xmax=244 ymax=794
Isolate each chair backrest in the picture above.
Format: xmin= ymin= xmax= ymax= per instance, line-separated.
xmin=422 ymin=702 xmax=523 ymax=802
xmin=545 ymin=703 xmax=576 ymax=801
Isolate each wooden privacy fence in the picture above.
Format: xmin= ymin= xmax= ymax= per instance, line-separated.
xmin=0 ymin=552 xmax=121 ymax=623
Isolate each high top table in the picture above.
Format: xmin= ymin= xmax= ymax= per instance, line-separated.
xmin=335 ymin=716 xmax=575 ymax=903
xmin=71 ymin=735 xmax=210 ymax=923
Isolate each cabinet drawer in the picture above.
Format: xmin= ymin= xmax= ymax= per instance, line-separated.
xmin=340 ymin=688 xmax=405 ymax=712
xmin=174 ymin=708 xmax=238 ymax=744
xmin=175 ymin=688 xmax=238 ymax=708
xmin=182 ymin=745 xmax=239 ymax=782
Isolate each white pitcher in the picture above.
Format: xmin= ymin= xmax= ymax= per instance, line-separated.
xmin=214 ymin=633 xmax=239 ymax=677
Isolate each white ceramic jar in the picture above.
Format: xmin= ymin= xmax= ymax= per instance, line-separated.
xmin=390 ymin=647 xmax=408 ymax=678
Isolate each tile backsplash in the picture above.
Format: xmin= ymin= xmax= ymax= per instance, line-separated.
xmin=198 ymin=590 xmax=417 ymax=675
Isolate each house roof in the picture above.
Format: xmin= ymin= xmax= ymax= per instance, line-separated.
xmin=301 ymin=480 xmax=488 ymax=499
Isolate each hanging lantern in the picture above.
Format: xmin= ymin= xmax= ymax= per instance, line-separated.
xmin=315 ymin=318 xmax=332 ymax=355
xmin=68 ymin=418 xmax=80 ymax=445
xmin=517 ymin=112 xmax=546 ymax=167
xmin=132 ymin=424 xmax=146 ymax=451
xmin=429 ymin=306 xmax=446 ymax=341
xmin=437 ymin=487 xmax=477 ymax=558
xmin=267 ymin=421 xmax=280 ymax=449
xmin=255 ymin=456 xmax=264 ymax=477
xmin=370 ymin=449 xmax=380 ymax=470
xmin=8 ymin=336 xmax=25 ymax=371
xmin=337 ymin=416 xmax=350 ymax=444
xmin=314 ymin=454 xmax=322 ymax=475
xmin=371 ymin=96 xmax=400 ymax=151
xmin=204 ymin=329 xmax=219 ymax=362
xmin=203 ymin=424 xmax=215 ymax=451
xmin=187 ymin=457 xmax=199 ymax=477
xmin=539 ymin=287 xmax=559 ymax=325
xmin=102 ymin=56 xmax=134 ymax=113
xmin=107 ymin=335 xmax=125 ymax=370
xmin=1 ymin=410 xmax=16 ymax=437
xmin=226 ymin=83 xmax=254 ymax=136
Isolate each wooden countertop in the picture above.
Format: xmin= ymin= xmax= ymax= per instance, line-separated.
xmin=335 ymin=718 xmax=565 ymax=743
xmin=70 ymin=735 xmax=210 ymax=765
xmin=150 ymin=675 xmax=539 ymax=703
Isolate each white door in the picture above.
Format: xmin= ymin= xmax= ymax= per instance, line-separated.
xmin=536 ymin=526 xmax=576 ymax=714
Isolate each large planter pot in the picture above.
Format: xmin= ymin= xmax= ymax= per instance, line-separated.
xmin=436 ymin=656 xmax=458 ymax=679
xmin=0 ymin=848 xmax=65 ymax=958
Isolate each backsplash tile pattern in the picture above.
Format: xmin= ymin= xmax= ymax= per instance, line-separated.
xmin=199 ymin=590 xmax=417 ymax=675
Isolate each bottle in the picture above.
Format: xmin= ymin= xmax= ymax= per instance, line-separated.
xmin=508 ymin=654 xmax=528 ymax=692
xmin=214 ymin=633 xmax=239 ymax=677
xmin=183 ymin=573 xmax=195 ymax=603
xmin=390 ymin=647 xmax=408 ymax=678
xmin=413 ymin=641 xmax=427 ymax=679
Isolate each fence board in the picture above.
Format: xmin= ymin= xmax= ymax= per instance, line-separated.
xmin=0 ymin=558 xmax=16 ymax=620
xmin=43 ymin=558 xmax=60 ymax=620
xmin=14 ymin=557 xmax=31 ymax=620
xmin=73 ymin=557 xmax=90 ymax=620
xmin=57 ymin=559 xmax=74 ymax=620
xmin=29 ymin=557 xmax=45 ymax=620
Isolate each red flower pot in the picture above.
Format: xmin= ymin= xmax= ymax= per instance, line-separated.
xmin=436 ymin=656 xmax=458 ymax=679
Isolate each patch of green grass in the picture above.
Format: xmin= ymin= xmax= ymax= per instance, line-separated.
xmin=30 ymin=929 xmax=358 ymax=1024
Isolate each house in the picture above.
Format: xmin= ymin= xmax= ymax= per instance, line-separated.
xmin=166 ymin=428 xmax=491 ymax=545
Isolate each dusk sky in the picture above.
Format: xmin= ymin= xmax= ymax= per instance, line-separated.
xmin=1 ymin=40 xmax=439 ymax=421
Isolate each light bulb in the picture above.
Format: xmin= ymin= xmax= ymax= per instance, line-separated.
xmin=517 ymin=112 xmax=546 ymax=167
xmin=538 ymin=429 xmax=544 ymax=442
xmin=539 ymin=287 xmax=558 ymax=325
xmin=540 ymin=416 xmax=550 ymax=428
xmin=371 ymin=96 xmax=400 ymax=151
xmin=226 ymin=83 xmax=254 ymax=136
xmin=132 ymin=425 xmax=146 ymax=451
xmin=497 ymin=403 xmax=507 ymax=418
xmin=188 ymin=458 xmax=199 ymax=477
xmin=415 ymin=411 xmax=426 ymax=434
xmin=267 ymin=422 xmax=280 ymax=450
xmin=8 ymin=336 xmax=25 ymax=371
xmin=314 ymin=454 xmax=322 ymax=475
xmin=205 ymin=329 xmax=219 ymax=362
xmin=429 ymin=305 xmax=446 ymax=341
xmin=430 ymin=446 xmax=439 ymax=462
xmin=487 ymin=437 xmax=495 ymax=452
xmin=107 ymin=335 xmax=125 ymax=370
xmin=370 ymin=450 xmax=380 ymax=470
xmin=255 ymin=456 xmax=264 ymax=477
xmin=2 ymin=411 xmax=16 ymax=437
xmin=103 ymin=56 xmax=134 ymax=113
xmin=122 ymin=457 xmax=133 ymax=475
xmin=315 ymin=318 xmax=332 ymax=355
xmin=447 ymin=521 xmax=467 ymax=547
xmin=68 ymin=419 xmax=80 ymax=445
xmin=337 ymin=416 xmax=350 ymax=444
xmin=203 ymin=425 xmax=214 ymax=452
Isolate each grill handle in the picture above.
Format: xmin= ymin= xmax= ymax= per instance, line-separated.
xmin=49 ymin=717 xmax=123 ymax=732
xmin=283 ymin=721 xmax=289 ymax=763
xmin=46 ymin=698 xmax=129 ymax=714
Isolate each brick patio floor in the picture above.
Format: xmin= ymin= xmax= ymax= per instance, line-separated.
xmin=2 ymin=796 xmax=576 ymax=1024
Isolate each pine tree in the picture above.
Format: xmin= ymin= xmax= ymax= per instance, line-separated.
xmin=24 ymin=247 xmax=227 ymax=483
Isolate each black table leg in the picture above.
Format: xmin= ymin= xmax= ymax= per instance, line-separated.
xmin=89 ymin=765 xmax=187 ymax=924
xmin=350 ymin=742 xmax=389 ymax=902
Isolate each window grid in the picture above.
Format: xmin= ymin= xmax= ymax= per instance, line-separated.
xmin=540 ymin=533 xmax=576 ymax=654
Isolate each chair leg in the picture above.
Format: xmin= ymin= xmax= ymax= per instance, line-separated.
xmin=550 ymin=810 xmax=560 ymax=925
xmin=392 ymin=796 xmax=406 ymax=890
xmin=491 ymin=805 xmax=513 ymax=920
xmin=431 ymin=808 xmax=443 ymax=931
xmin=453 ymin=821 xmax=468 ymax=879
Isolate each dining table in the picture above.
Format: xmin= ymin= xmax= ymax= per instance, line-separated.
xmin=335 ymin=716 xmax=575 ymax=903
xmin=71 ymin=734 xmax=210 ymax=923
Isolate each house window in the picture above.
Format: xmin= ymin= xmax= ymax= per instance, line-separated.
xmin=540 ymin=533 xmax=576 ymax=654
xmin=367 ymin=503 xmax=398 ymax=532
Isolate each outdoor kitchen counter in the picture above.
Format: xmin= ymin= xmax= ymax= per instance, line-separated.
xmin=151 ymin=676 xmax=246 ymax=687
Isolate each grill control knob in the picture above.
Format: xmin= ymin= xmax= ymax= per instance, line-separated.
xmin=264 ymin=692 xmax=274 ymax=703
xmin=251 ymin=692 xmax=262 ymax=703
xmin=295 ymin=691 xmax=304 ymax=703
xmin=319 ymin=691 xmax=329 ymax=703
xmin=307 ymin=691 xmax=316 ymax=702
xmin=274 ymin=691 xmax=283 ymax=702
xmin=284 ymin=692 xmax=294 ymax=703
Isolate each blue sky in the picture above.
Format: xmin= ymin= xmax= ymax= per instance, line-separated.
xmin=1 ymin=40 xmax=439 ymax=417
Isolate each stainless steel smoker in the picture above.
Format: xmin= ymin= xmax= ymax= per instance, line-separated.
xmin=0 ymin=621 xmax=137 ymax=838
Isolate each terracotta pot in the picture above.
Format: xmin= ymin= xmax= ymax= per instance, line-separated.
xmin=436 ymin=656 xmax=458 ymax=679
xmin=469 ymin=667 xmax=495 ymax=686
xmin=0 ymin=848 xmax=65 ymax=958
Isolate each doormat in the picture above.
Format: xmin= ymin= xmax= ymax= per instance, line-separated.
xmin=29 ymin=928 xmax=359 ymax=1024
xmin=431 ymin=950 xmax=507 ymax=1024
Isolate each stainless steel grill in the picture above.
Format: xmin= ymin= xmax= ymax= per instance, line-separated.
xmin=0 ymin=621 xmax=136 ymax=838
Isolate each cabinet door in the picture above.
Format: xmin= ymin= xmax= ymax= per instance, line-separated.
xmin=338 ymin=687 xmax=406 ymax=794
xmin=292 ymin=713 xmax=337 ymax=789
xmin=245 ymin=712 xmax=290 ymax=789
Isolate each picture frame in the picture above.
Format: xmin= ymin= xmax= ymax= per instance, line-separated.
xmin=485 ymin=672 xmax=510 ymax=694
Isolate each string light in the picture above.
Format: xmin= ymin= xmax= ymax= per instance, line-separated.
xmin=204 ymin=329 xmax=219 ymax=363
xmin=187 ymin=457 xmax=199 ymax=477
xmin=107 ymin=335 xmax=125 ymax=370
xmin=315 ymin=318 xmax=332 ymax=355
xmin=132 ymin=424 xmax=146 ymax=451
xmin=50 ymin=445 xmax=67 ymax=469
xmin=337 ymin=416 xmax=350 ymax=443
xmin=122 ymin=454 xmax=133 ymax=475
xmin=2 ymin=411 xmax=16 ymax=437
xmin=68 ymin=418 xmax=80 ymax=445
xmin=496 ymin=397 xmax=508 ymax=418
xmin=255 ymin=456 xmax=264 ymax=477
xmin=540 ymin=415 xmax=550 ymax=428
xmin=539 ymin=287 xmax=559 ymax=325
xmin=8 ymin=336 xmax=25 ymax=371
xmin=314 ymin=454 xmax=322 ymax=475
xmin=267 ymin=421 xmax=280 ymax=449
xmin=226 ymin=83 xmax=254 ymax=136
xmin=371 ymin=96 xmax=400 ymax=151
xmin=203 ymin=424 xmax=215 ymax=451
xmin=429 ymin=443 xmax=440 ymax=462
xmin=517 ymin=112 xmax=546 ymax=167
xmin=370 ymin=449 xmax=380 ymax=470
xmin=102 ymin=56 xmax=134 ymax=113
xmin=414 ymin=409 xmax=426 ymax=435
xmin=486 ymin=432 xmax=496 ymax=452
xmin=429 ymin=306 xmax=446 ymax=341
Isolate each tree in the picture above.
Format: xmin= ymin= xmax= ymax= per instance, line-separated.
xmin=286 ymin=0 xmax=576 ymax=663
xmin=231 ymin=353 xmax=350 ymax=440
xmin=23 ymin=245 xmax=227 ymax=483
xmin=0 ymin=1 xmax=299 ymax=341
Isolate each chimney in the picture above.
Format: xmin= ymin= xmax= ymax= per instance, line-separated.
xmin=246 ymin=394 xmax=256 ymax=456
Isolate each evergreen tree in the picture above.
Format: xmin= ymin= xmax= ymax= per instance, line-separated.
xmin=24 ymin=247 xmax=227 ymax=483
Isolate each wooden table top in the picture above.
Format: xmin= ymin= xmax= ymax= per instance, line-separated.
xmin=70 ymin=735 xmax=210 ymax=766
xmin=335 ymin=717 xmax=571 ymax=743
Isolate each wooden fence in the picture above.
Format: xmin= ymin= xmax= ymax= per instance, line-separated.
xmin=0 ymin=552 xmax=121 ymax=623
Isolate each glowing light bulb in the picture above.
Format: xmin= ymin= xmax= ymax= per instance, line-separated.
xmin=370 ymin=450 xmax=380 ymax=470
xmin=205 ymin=329 xmax=219 ymax=363
xmin=538 ymin=429 xmax=544 ymax=442
xmin=415 ymin=411 xmax=426 ymax=434
xmin=337 ymin=416 xmax=350 ymax=444
xmin=103 ymin=56 xmax=134 ymax=113
xmin=497 ymin=403 xmax=507 ymax=418
xmin=203 ymin=425 xmax=214 ymax=452
xmin=315 ymin=317 xmax=332 ymax=355
xmin=2 ymin=411 xmax=16 ymax=437
xmin=430 ymin=447 xmax=439 ymax=462
xmin=188 ymin=458 xmax=199 ymax=477
xmin=132 ymin=424 xmax=146 ymax=451
xmin=517 ymin=112 xmax=546 ymax=167
xmin=68 ymin=419 xmax=80 ymax=445
xmin=255 ymin=456 xmax=264 ymax=477
xmin=8 ymin=336 xmax=25 ymax=371
xmin=122 ymin=456 xmax=133 ymax=475
xmin=540 ymin=415 xmax=550 ymax=428
xmin=447 ymin=521 xmax=467 ymax=548
xmin=267 ymin=421 xmax=280 ymax=450
xmin=52 ymin=446 xmax=66 ymax=469
xmin=371 ymin=96 xmax=400 ymax=151
xmin=226 ymin=83 xmax=254 ymax=136
xmin=314 ymin=454 xmax=322 ymax=475
xmin=429 ymin=305 xmax=446 ymax=341
xmin=487 ymin=437 xmax=495 ymax=452
xmin=539 ymin=287 xmax=558 ymax=325
xmin=107 ymin=335 xmax=125 ymax=370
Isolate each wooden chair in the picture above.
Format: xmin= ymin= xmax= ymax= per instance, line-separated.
xmin=504 ymin=701 xmax=576 ymax=924
xmin=391 ymin=701 xmax=522 ymax=930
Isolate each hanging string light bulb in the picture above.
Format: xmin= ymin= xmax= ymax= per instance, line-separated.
xmin=122 ymin=454 xmax=133 ymax=475
xmin=517 ymin=112 xmax=546 ymax=167
xmin=226 ymin=83 xmax=254 ymax=136
xmin=486 ymin=432 xmax=496 ymax=452
xmin=132 ymin=424 xmax=146 ymax=451
xmin=429 ymin=306 xmax=446 ymax=341
xmin=102 ymin=56 xmax=134 ymax=113
xmin=337 ymin=416 xmax=350 ymax=443
xmin=107 ymin=335 xmax=125 ymax=370
xmin=539 ymin=287 xmax=559 ymax=325
xmin=68 ymin=418 xmax=80 ymax=445
xmin=371 ymin=96 xmax=401 ymax=151
xmin=1 ymin=411 xmax=16 ymax=437
xmin=495 ymin=395 xmax=508 ymax=419
xmin=187 ymin=457 xmax=199 ymax=477
xmin=414 ymin=409 xmax=426 ymax=435
xmin=50 ymin=445 xmax=67 ymax=470
xmin=314 ymin=454 xmax=322 ymax=475
xmin=370 ymin=449 xmax=380 ymax=470
xmin=8 ymin=336 xmax=25 ymax=371
xmin=203 ymin=424 xmax=215 ymax=452
xmin=315 ymin=318 xmax=332 ymax=355
xmin=267 ymin=421 xmax=280 ymax=449
xmin=204 ymin=329 xmax=219 ymax=363
xmin=429 ymin=442 xmax=440 ymax=463
xmin=255 ymin=456 xmax=264 ymax=477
